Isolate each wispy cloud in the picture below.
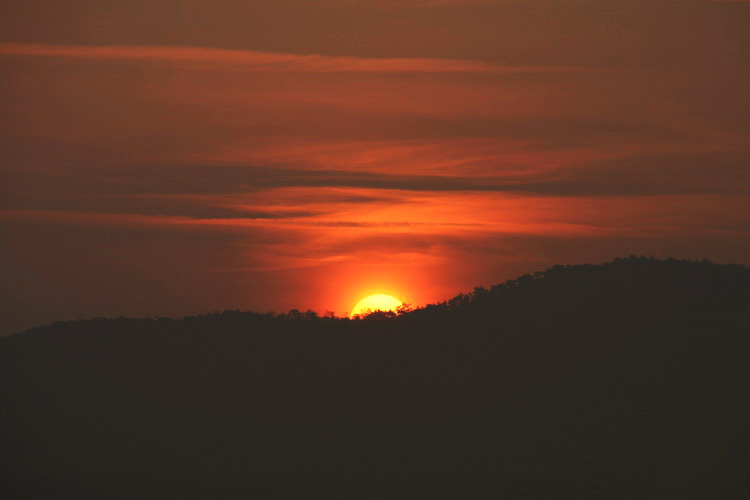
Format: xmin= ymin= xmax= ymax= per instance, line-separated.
xmin=0 ymin=42 xmax=581 ymax=74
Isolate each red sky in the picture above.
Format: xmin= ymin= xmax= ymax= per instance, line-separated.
xmin=2 ymin=0 xmax=749 ymax=334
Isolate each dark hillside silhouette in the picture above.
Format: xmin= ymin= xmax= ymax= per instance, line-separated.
xmin=2 ymin=257 xmax=749 ymax=498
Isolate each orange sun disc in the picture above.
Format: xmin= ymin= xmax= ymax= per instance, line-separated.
xmin=350 ymin=294 xmax=403 ymax=318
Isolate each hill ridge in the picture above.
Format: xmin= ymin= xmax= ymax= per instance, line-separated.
xmin=2 ymin=255 xmax=748 ymax=498
xmin=6 ymin=255 xmax=748 ymax=337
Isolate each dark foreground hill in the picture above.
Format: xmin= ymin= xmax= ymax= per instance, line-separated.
xmin=2 ymin=256 xmax=749 ymax=498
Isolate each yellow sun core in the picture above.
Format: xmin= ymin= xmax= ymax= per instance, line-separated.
xmin=350 ymin=294 xmax=403 ymax=318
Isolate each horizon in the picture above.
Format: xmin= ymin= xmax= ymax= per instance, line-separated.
xmin=6 ymin=255 xmax=747 ymax=335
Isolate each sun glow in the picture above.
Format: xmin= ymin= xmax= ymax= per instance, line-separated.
xmin=350 ymin=294 xmax=403 ymax=318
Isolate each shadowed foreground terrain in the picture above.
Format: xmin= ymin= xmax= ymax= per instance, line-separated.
xmin=2 ymin=257 xmax=749 ymax=498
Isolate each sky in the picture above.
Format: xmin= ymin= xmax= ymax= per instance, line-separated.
xmin=1 ymin=0 xmax=749 ymax=334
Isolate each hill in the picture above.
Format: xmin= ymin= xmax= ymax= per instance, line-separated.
xmin=2 ymin=256 xmax=749 ymax=498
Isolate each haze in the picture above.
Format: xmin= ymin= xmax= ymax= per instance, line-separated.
xmin=1 ymin=0 xmax=749 ymax=334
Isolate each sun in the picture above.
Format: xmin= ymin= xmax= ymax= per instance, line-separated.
xmin=350 ymin=294 xmax=403 ymax=318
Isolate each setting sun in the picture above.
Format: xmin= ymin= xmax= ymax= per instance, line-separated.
xmin=350 ymin=294 xmax=403 ymax=318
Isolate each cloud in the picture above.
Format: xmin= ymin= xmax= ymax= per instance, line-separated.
xmin=41 ymin=151 xmax=750 ymax=198
xmin=0 ymin=43 xmax=579 ymax=74
xmin=4 ymin=144 xmax=749 ymax=236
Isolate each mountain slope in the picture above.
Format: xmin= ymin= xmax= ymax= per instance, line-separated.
xmin=2 ymin=257 xmax=749 ymax=498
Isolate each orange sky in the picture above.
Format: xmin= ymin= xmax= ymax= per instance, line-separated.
xmin=1 ymin=0 xmax=749 ymax=334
